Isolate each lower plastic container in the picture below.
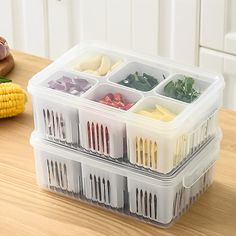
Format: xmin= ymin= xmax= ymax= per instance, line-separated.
xmin=31 ymin=131 xmax=220 ymax=227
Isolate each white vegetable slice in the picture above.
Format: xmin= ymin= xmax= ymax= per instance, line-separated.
xmin=97 ymin=56 xmax=111 ymax=76
xmin=75 ymin=55 xmax=102 ymax=71
xmin=84 ymin=69 xmax=100 ymax=76
xmin=111 ymin=59 xmax=123 ymax=71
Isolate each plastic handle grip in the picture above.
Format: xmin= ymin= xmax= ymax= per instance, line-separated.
xmin=183 ymin=160 xmax=216 ymax=189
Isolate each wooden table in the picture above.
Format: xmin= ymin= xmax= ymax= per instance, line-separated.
xmin=0 ymin=51 xmax=236 ymax=236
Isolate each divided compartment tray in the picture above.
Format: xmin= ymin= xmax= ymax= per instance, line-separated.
xmin=28 ymin=42 xmax=224 ymax=174
xmin=31 ymin=132 xmax=220 ymax=227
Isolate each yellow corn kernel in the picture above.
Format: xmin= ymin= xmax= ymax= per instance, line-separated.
xmin=0 ymin=82 xmax=27 ymax=118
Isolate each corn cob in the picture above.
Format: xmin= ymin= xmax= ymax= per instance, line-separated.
xmin=0 ymin=78 xmax=27 ymax=118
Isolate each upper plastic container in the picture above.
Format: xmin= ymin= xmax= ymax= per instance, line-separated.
xmin=30 ymin=131 xmax=221 ymax=227
xmin=28 ymin=41 xmax=224 ymax=174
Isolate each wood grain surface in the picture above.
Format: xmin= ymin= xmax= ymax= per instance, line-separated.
xmin=0 ymin=51 xmax=236 ymax=236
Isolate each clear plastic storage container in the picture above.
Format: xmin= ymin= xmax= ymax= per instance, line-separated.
xmin=28 ymin=42 xmax=224 ymax=174
xmin=31 ymin=131 xmax=220 ymax=227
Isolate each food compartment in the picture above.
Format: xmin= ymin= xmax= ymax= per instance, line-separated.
xmin=81 ymin=84 xmax=142 ymax=159
xmin=85 ymin=83 xmax=143 ymax=111
xmin=156 ymin=74 xmax=212 ymax=103
xmin=127 ymin=96 xmax=186 ymax=173
xmin=82 ymin=164 xmax=126 ymax=208
xmin=79 ymin=108 xmax=126 ymax=159
xmin=33 ymin=97 xmax=80 ymax=148
xmin=71 ymin=49 xmax=125 ymax=77
xmin=128 ymin=161 xmax=215 ymax=224
xmin=109 ymin=61 xmax=169 ymax=92
xmin=130 ymin=96 xmax=186 ymax=122
xmin=34 ymin=149 xmax=82 ymax=194
xmin=41 ymin=70 xmax=98 ymax=96
xmin=127 ymin=95 xmax=219 ymax=173
xmin=127 ymin=111 xmax=218 ymax=173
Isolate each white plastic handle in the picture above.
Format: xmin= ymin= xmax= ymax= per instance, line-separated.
xmin=183 ymin=161 xmax=216 ymax=189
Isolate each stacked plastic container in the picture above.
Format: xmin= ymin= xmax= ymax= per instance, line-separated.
xmin=28 ymin=42 xmax=224 ymax=227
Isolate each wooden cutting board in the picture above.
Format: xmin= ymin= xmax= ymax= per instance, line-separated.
xmin=0 ymin=54 xmax=14 ymax=76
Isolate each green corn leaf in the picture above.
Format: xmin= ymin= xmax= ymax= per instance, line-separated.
xmin=0 ymin=76 xmax=12 ymax=84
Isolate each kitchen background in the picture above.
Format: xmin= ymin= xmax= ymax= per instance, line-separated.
xmin=0 ymin=0 xmax=235 ymax=110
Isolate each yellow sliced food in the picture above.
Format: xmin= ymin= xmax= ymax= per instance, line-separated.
xmin=137 ymin=104 xmax=176 ymax=122
xmin=138 ymin=110 xmax=152 ymax=116
xmin=148 ymin=108 xmax=162 ymax=116
xmin=138 ymin=109 xmax=162 ymax=119
xmin=152 ymin=110 xmax=164 ymax=118
xmin=159 ymin=115 xmax=174 ymax=122
xmin=155 ymin=104 xmax=176 ymax=117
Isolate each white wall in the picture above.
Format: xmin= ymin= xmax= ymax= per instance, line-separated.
xmin=0 ymin=0 xmax=199 ymax=65
xmin=2 ymin=0 xmax=236 ymax=110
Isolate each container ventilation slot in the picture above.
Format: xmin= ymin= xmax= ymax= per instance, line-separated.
xmin=87 ymin=121 xmax=110 ymax=155
xmin=173 ymin=111 xmax=217 ymax=167
xmin=46 ymin=159 xmax=68 ymax=190
xmin=173 ymin=187 xmax=185 ymax=218
xmin=43 ymin=108 xmax=66 ymax=142
xmin=135 ymin=137 xmax=158 ymax=169
xmin=89 ymin=174 xmax=111 ymax=205
xmin=135 ymin=188 xmax=158 ymax=220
